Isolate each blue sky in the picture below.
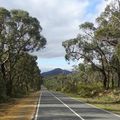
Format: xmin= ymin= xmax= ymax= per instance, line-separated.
xmin=37 ymin=57 xmax=79 ymax=72
xmin=0 ymin=0 xmax=108 ymax=72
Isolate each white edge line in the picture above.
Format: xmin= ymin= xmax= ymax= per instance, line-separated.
xmin=49 ymin=92 xmax=85 ymax=120
xmin=34 ymin=91 xmax=42 ymax=120
xmin=70 ymin=97 xmax=120 ymax=118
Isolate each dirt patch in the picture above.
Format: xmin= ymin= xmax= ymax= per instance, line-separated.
xmin=0 ymin=91 xmax=40 ymax=120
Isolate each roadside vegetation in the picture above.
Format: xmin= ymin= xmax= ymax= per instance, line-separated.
xmin=0 ymin=91 xmax=40 ymax=120
xmin=0 ymin=7 xmax=46 ymax=102
xmin=44 ymin=0 xmax=120 ymax=115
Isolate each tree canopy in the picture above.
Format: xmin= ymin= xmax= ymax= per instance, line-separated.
xmin=62 ymin=0 xmax=120 ymax=90
xmin=0 ymin=7 xmax=46 ymax=100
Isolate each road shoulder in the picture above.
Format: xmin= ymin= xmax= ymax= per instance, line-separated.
xmin=0 ymin=91 xmax=40 ymax=120
xmin=65 ymin=92 xmax=120 ymax=116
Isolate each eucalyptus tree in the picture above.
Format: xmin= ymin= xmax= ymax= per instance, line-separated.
xmin=12 ymin=53 xmax=41 ymax=96
xmin=95 ymin=0 xmax=120 ymax=88
xmin=62 ymin=0 xmax=120 ymax=89
xmin=0 ymin=7 xmax=46 ymax=96
xmin=62 ymin=22 xmax=111 ymax=89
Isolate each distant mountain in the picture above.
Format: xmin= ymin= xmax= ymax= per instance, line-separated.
xmin=42 ymin=68 xmax=72 ymax=77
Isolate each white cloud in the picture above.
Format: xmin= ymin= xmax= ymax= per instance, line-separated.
xmin=0 ymin=0 xmax=89 ymax=57
xmin=0 ymin=0 xmax=108 ymax=71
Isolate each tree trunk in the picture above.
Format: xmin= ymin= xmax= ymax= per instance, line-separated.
xmin=117 ymin=72 xmax=120 ymax=87
xmin=1 ymin=62 xmax=13 ymax=97
xmin=6 ymin=54 xmax=13 ymax=97
xmin=1 ymin=63 xmax=6 ymax=83
xmin=102 ymin=71 xmax=108 ymax=90
xmin=6 ymin=80 xmax=12 ymax=96
xmin=107 ymin=70 xmax=110 ymax=89
xmin=111 ymin=74 xmax=114 ymax=89
xmin=7 ymin=54 xmax=13 ymax=97
xmin=1 ymin=63 xmax=7 ymax=96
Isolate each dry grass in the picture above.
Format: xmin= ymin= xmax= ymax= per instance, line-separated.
xmin=66 ymin=90 xmax=120 ymax=115
xmin=0 ymin=91 xmax=40 ymax=120
xmin=75 ymin=97 xmax=120 ymax=115
xmin=94 ymin=104 xmax=120 ymax=115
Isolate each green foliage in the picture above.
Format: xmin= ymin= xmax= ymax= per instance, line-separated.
xmin=12 ymin=53 xmax=41 ymax=97
xmin=80 ymin=22 xmax=96 ymax=31
xmin=0 ymin=7 xmax=46 ymax=101
xmin=42 ymin=0 xmax=120 ymax=100
xmin=44 ymin=63 xmax=103 ymax=96
xmin=44 ymin=0 xmax=120 ymax=99
xmin=77 ymin=83 xmax=102 ymax=97
xmin=62 ymin=0 xmax=120 ymax=90
xmin=116 ymin=44 xmax=120 ymax=60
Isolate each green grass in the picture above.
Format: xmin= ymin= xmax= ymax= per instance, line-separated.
xmin=65 ymin=90 xmax=120 ymax=115
xmin=45 ymin=78 xmax=120 ymax=115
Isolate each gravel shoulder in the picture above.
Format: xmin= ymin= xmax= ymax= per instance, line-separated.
xmin=0 ymin=91 xmax=40 ymax=120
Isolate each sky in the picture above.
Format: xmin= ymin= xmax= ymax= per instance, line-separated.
xmin=0 ymin=0 xmax=108 ymax=72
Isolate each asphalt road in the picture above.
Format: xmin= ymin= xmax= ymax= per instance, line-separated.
xmin=35 ymin=88 xmax=120 ymax=120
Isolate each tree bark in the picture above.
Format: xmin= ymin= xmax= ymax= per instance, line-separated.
xmin=117 ymin=72 xmax=120 ymax=87
xmin=102 ymin=71 xmax=108 ymax=89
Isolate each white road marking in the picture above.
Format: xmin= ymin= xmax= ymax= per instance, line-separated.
xmin=34 ymin=89 xmax=120 ymax=119
xmin=87 ymin=103 xmax=120 ymax=118
xmin=34 ymin=91 xmax=42 ymax=120
xmin=50 ymin=92 xmax=85 ymax=120
xmin=70 ymin=97 xmax=120 ymax=118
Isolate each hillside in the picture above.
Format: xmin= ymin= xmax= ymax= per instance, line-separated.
xmin=42 ymin=68 xmax=72 ymax=76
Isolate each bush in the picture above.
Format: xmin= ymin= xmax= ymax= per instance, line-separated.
xmin=77 ymin=83 xmax=102 ymax=97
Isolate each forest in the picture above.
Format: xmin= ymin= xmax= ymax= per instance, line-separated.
xmin=44 ymin=0 xmax=120 ymax=98
xmin=0 ymin=8 xmax=46 ymax=102
xmin=1 ymin=0 xmax=120 ymax=103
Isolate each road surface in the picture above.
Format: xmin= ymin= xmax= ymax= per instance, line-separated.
xmin=34 ymin=88 xmax=120 ymax=120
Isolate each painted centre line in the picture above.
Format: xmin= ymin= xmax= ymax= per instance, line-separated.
xmin=50 ymin=92 xmax=85 ymax=120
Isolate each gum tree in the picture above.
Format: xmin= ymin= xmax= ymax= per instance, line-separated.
xmin=0 ymin=7 xmax=46 ymax=96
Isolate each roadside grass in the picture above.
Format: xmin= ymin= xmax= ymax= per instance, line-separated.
xmin=0 ymin=91 xmax=40 ymax=120
xmin=65 ymin=90 xmax=120 ymax=115
xmin=45 ymin=81 xmax=120 ymax=115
